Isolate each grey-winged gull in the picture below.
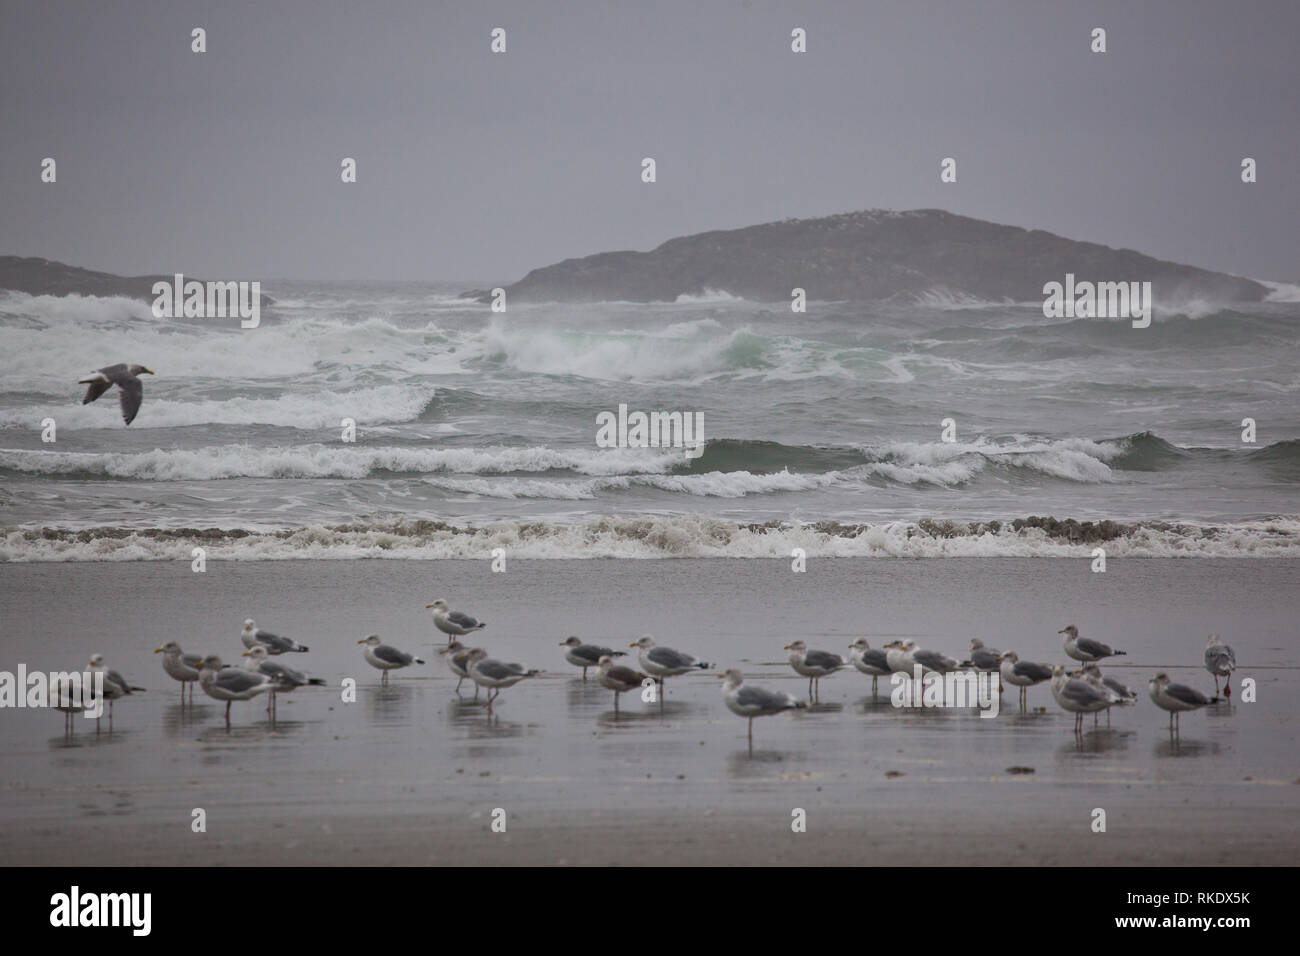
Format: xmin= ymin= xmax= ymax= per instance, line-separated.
xmin=465 ymin=647 xmax=538 ymax=711
xmin=783 ymin=639 xmax=846 ymax=700
xmin=560 ymin=636 xmax=626 ymax=680
xmin=197 ymin=654 xmax=280 ymax=725
xmin=883 ymin=639 xmax=918 ymax=674
xmin=1074 ymin=662 xmax=1137 ymax=726
xmin=597 ymin=655 xmax=649 ymax=715
xmin=243 ymin=645 xmax=325 ymax=717
xmin=1050 ymin=665 xmax=1114 ymax=733
xmin=78 ymin=363 xmax=153 ymax=425
xmin=847 ymin=639 xmax=891 ymax=697
xmin=967 ymin=638 xmax=1002 ymax=671
xmin=1060 ymin=624 xmax=1126 ymax=663
xmin=242 ymin=619 xmax=309 ymax=654
xmin=719 ymin=668 xmax=805 ymax=752
xmin=1204 ymin=634 xmax=1237 ymax=697
xmin=426 ymin=599 xmax=486 ymax=642
xmin=998 ymin=651 xmax=1053 ymax=712
xmin=87 ymin=653 xmax=144 ymax=730
xmin=438 ymin=640 xmax=477 ymax=697
xmin=1148 ymin=672 xmax=1220 ymax=735
xmin=630 ymin=635 xmax=710 ymax=710
xmin=358 ymin=634 xmax=424 ymax=683
xmin=155 ymin=641 xmax=203 ymax=704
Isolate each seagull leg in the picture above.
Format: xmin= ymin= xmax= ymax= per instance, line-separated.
xmin=582 ymin=667 xmax=588 ymax=681
xmin=225 ymin=700 xmax=232 ymax=726
xmin=614 ymin=691 xmax=620 ymax=716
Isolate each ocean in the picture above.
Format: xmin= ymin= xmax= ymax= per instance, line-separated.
xmin=1 ymin=282 xmax=1298 ymax=559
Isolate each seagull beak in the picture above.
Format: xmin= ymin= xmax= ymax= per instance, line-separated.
xmin=1057 ymin=628 xmax=1067 ymax=634
xmin=782 ymin=643 xmax=792 ymax=650
xmin=356 ymin=638 xmax=367 ymax=644
xmin=716 ymin=673 xmax=727 ymax=679
xmin=153 ymin=647 xmax=164 ymax=653
xmin=241 ymin=651 xmax=251 ymax=657
xmin=425 ymin=604 xmax=434 ymax=608
xmin=628 ymin=642 xmax=637 ymax=648
xmin=143 ymin=369 xmax=154 ymax=374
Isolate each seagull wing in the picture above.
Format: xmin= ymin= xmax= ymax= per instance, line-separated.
xmin=1166 ymin=683 xmax=1213 ymax=707
xmin=374 ymin=645 xmax=414 ymax=666
xmin=804 ymin=650 xmax=846 ymax=670
xmin=735 ymin=684 xmax=796 ymax=712
xmin=448 ymin=611 xmax=482 ymax=628
xmin=1075 ymin=637 xmax=1114 ymax=658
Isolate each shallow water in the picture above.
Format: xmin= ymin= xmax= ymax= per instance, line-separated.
xmin=1 ymin=558 xmax=1295 ymax=863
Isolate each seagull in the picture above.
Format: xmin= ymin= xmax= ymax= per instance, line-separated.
xmin=910 ymin=646 xmax=968 ymax=675
xmin=438 ymin=640 xmax=477 ymax=697
xmin=967 ymin=638 xmax=1002 ymax=671
xmin=358 ymin=635 xmax=424 ymax=683
xmin=52 ymin=676 xmax=87 ymax=735
xmin=597 ymin=655 xmax=649 ymax=715
xmin=87 ymin=654 xmax=145 ymax=730
xmin=783 ymin=640 xmax=847 ymax=700
xmin=630 ymin=635 xmax=710 ymax=708
xmin=1148 ymin=672 xmax=1220 ymax=735
xmin=426 ymin=599 xmax=486 ymax=643
xmin=719 ymin=668 xmax=805 ymax=752
xmin=847 ymin=639 xmax=892 ymax=697
xmin=1050 ymin=665 xmax=1114 ymax=733
xmin=241 ymin=619 xmax=309 ymax=655
xmin=883 ymin=639 xmax=918 ymax=674
xmin=1073 ymin=662 xmax=1137 ymax=726
xmin=242 ymin=645 xmax=325 ymax=717
xmin=154 ymin=641 xmax=204 ymax=703
xmin=197 ymin=654 xmax=281 ymax=725
xmin=465 ymin=647 xmax=538 ymax=711
xmin=1204 ymin=634 xmax=1236 ymax=697
xmin=560 ymin=636 xmax=627 ymax=680
xmin=78 ymin=363 xmax=153 ymax=425
xmin=998 ymin=651 xmax=1053 ymax=712
xmin=1060 ymin=625 xmax=1126 ymax=663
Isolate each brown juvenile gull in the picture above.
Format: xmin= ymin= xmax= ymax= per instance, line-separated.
xmin=426 ymin=599 xmax=486 ymax=643
xmin=1148 ymin=672 xmax=1220 ymax=735
xmin=1203 ymin=634 xmax=1237 ymax=697
xmin=87 ymin=653 xmax=145 ymax=730
xmin=197 ymin=654 xmax=280 ymax=725
xmin=155 ymin=640 xmax=204 ymax=704
xmin=783 ymin=639 xmax=846 ymax=700
xmin=597 ymin=655 xmax=649 ymax=715
xmin=358 ymin=635 xmax=424 ymax=683
xmin=243 ymin=645 xmax=325 ymax=716
xmin=466 ymin=647 xmax=538 ymax=711
xmin=560 ymin=636 xmax=627 ymax=680
xmin=719 ymin=668 xmax=805 ymax=752
xmin=241 ymin=618 xmax=309 ymax=654
xmin=1059 ymin=624 xmax=1126 ymax=663
xmin=78 ymin=363 xmax=153 ymax=425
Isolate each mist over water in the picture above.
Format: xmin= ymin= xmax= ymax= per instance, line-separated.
xmin=2 ymin=282 xmax=1298 ymax=559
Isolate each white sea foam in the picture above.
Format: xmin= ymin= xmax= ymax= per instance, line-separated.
xmin=4 ymin=515 xmax=1297 ymax=562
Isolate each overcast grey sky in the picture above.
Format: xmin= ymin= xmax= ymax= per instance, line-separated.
xmin=2 ymin=0 xmax=1296 ymax=282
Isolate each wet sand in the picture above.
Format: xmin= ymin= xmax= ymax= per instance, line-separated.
xmin=1 ymin=558 xmax=1297 ymax=865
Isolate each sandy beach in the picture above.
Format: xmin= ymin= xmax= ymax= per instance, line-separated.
xmin=2 ymin=557 xmax=1296 ymax=866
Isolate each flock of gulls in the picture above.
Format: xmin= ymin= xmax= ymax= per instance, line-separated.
xmin=59 ymin=595 xmax=1239 ymax=750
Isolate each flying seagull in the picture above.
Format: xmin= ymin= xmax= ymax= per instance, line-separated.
xmin=78 ymin=363 xmax=153 ymax=425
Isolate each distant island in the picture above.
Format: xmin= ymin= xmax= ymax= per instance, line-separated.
xmin=0 ymin=256 xmax=273 ymax=307
xmin=463 ymin=209 xmax=1268 ymax=304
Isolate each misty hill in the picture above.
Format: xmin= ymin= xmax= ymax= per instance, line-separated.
xmin=468 ymin=209 xmax=1268 ymax=305
xmin=0 ymin=256 xmax=273 ymax=307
